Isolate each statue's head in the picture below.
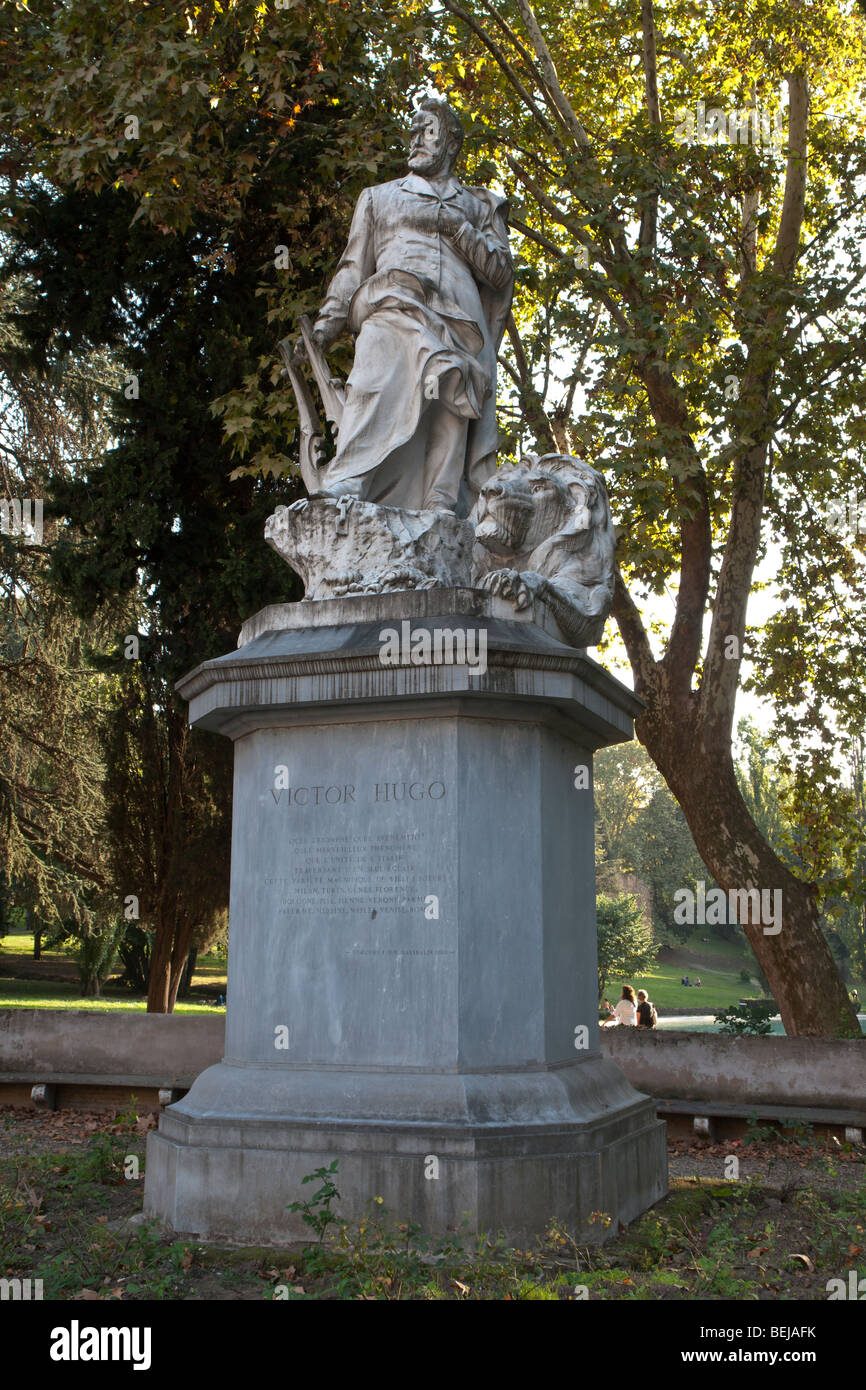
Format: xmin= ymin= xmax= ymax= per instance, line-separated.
xmin=408 ymin=98 xmax=463 ymax=179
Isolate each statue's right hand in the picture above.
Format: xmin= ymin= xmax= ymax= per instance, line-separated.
xmin=310 ymin=323 xmax=335 ymax=353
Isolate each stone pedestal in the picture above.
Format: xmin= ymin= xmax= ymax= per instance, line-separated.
xmin=144 ymin=589 xmax=667 ymax=1243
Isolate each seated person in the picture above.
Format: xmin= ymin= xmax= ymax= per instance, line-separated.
xmin=601 ymin=985 xmax=638 ymax=1027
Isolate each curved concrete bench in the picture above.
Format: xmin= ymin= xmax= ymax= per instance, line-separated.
xmin=0 ymin=1009 xmax=225 ymax=1110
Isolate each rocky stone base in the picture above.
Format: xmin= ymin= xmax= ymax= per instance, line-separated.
xmin=265 ymin=496 xmax=474 ymax=600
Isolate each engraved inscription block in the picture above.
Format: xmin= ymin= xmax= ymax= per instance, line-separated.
xmin=225 ymin=724 xmax=458 ymax=1068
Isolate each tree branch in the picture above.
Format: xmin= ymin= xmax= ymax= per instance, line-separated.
xmin=511 ymin=0 xmax=591 ymax=148
xmin=476 ymin=0 xmax=576 ymax=143
xmin=504 ymin=311 xmax=556 ymax=451
xmin=699 ymin=73 xmax=810 ymax=743
xmin=611 ymin=568 xmax=657 ymax=699
xmin=638 ymin=0 xmax=661 ymax=250
xmin=441 ymin=0 xmax=566 ymax=156
xmin=774 ymin=73 xmax=809 ymax=276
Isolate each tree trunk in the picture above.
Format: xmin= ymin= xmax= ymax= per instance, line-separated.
xmin=637 ymin=694 xmax=861 ymax=1037
xmin=177 ymin=945 xmax=198 ymax=1000
xmin=166 ymin=920 xmax=196 ymax=1013
xmin=146 ymin=902 xmax=174 ymax=1013
xmin=146 ymin=716 xmax=189 ymax=1013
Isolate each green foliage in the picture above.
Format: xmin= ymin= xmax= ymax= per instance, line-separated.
xmin=0 ymin=0 xmax=420 ymax=479
xmin=596 ymin=892 xmax=658 ymax=1003
xmin=70 ymin=916 xmax=127 ymax=997
xmin=633 ymin=787 xmax=710 ymax=946
xmin=287 ymin=1160 xmax=342 ymax=1244
xmin=714 ymin=999 xmax=776 ymax=1034
xmin=594 ymin=743 xmax=657 ymax=870
xmin=117 ymin=925 xmax=153 ymax=996
xmin=0 ymin=0 xmax=425 ymax=1010
xmin=0 ymin=281 xmax=121 ymax=932
xmin=594 ymin=743 xmax=708 ymax=946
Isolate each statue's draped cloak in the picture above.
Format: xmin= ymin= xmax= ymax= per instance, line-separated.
xmin=314 ymin=173 xmax=513 ymax=514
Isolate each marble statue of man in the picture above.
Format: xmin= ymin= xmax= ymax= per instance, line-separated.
xmin=307 ymin=98 xmax=513 ymax=516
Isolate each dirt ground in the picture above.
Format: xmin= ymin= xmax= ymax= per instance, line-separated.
xmin=2 ymin=1105 xmax=864 ymax=1301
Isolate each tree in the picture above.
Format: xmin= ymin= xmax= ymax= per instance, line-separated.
xmin=99 ymin=656 xmax=233 ymax=1011
xmin=420 ymin=0 xmax=866 ymax=1035
xmin=735 ymin=717 xmax=865 ymax=986
xmin=813 ymin=735 xmax=866 ymax=989
xmin=595 ymin=742 xmax=704 ymax=943
xmin=71 ymin=917 xmax=127 ymax=998
xmin=0 ymin=0 xmax=418 ymax=1009
xmin=596 ymin=891 xmax=658 ymax=1005
xmin=632 ymin=784 xmax=710 ymax=946
xmin=0 ymin=275 xmax=120 ymax=937
xmin=594 ymin=742 xmax=657 ymax=871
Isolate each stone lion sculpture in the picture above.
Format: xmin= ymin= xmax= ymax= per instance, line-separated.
xmin=471 ymin=453 xmax=616 ymax=648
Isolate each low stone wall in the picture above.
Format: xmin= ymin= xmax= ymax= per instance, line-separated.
xmin=600 ymin=1029 xmax=866 ymax=1113
xmin=1 ymin=1010 xmax=864 ymax=1121
xmin=0 ymin=1008 xmax=225 ymax=1089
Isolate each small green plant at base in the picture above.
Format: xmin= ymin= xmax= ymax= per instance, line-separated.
xmin=517 ymin=1280 xmax=559 ymax=1299
xmin=287 ymin=1159 xmax=341 ymax=1243
xmin=113 ymin=1100 xmax=141 ymax=1132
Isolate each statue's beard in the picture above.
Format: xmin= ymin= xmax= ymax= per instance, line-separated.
xmin=408 ymin=147 xmax=452 ymax=179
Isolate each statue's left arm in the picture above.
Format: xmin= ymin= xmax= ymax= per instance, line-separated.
xmin=449 ymin=196 xmax=512 ymax=292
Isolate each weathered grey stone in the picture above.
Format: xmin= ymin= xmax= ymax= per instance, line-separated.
xmin=601 ymin=1028 xmax=866 ymax=1111
xmin=237 ymin=586 xmax=542 ymax=646
xmin=179 ymin=590 xmax=638 ymax=744
xmin=146 ymin=1070 xmax=667 ymax=1246
xmin=0 ymin=1008 xmax=223 ymax=1087
xmin=473 ymin=453 xmax=616 ymax=648
xmin=144 ymin=595 xmax=667 ymax=1244
xmin=264 ymin=496 xmax=474 ymax=599
xmin=6 ymin=1010 xmax=866 ymax=1120
xmin=284 ymin=99 xmax=513 ymax=517
xmin=263 ymin=452 xmax=618 ymax=653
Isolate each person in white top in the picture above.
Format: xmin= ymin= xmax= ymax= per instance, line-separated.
xmin=602 ymin=985 xmax=638 ymax=1027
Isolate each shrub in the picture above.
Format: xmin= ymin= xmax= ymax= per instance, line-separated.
xmin=714 ymin=1000 xmax=776 ymax=1035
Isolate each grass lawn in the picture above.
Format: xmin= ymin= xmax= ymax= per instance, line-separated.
xmin=191 ymin=952 xmax=228 ymax=985
xmin=0 ymin=930 xmax=69 ymax=965
xmin=602 ymin=929 xmax=865 ymax=1021
xmin=5 ymin=926 xmax=859 ymax=1023
xmin=602 ymin=930 xmax=766 ymax=1016
xmin=0 ymin=927 xmax=227 ymax=1012
xmin=621 ymin=963 xmax=761 ymax=1013
xmin=0 ymin=977 xmax=224 ymax=1015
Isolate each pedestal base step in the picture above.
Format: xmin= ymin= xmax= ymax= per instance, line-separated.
xmin=144 ymin=1060 xmax=668 ymax=1245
